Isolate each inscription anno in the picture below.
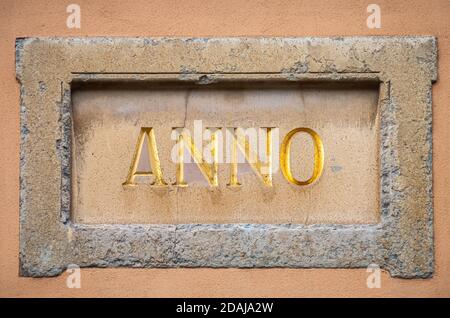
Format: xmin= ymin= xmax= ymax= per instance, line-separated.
xmin=122 ymin=126 xmax=324 ymax=188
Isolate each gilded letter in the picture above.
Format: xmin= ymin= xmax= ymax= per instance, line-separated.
xmin=122 ymin=127 xmax=167 ymax=186
xmin=173 ymin=128 xmax=219 ymax=187
xmin=227 ymin=127 xmax=273 ymax=187
xmin=280 ymin=128 xmax=324 ymax=186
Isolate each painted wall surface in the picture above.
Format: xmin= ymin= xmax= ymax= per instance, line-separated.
xmin=0 ymin=0 xmax=449 ymax=297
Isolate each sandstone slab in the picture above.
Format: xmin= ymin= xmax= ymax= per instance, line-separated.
xmin=16 ymin=37 xmax=437 ymax=277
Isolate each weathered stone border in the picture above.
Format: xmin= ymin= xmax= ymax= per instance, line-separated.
xmin=16 ymin=37 xmax=437 ymax=277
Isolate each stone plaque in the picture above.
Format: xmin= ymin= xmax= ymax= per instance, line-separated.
xmin=72 ymin=83 xmax=379 ymax=224
xmin=17 ymin=37 xmax=436 ymax=277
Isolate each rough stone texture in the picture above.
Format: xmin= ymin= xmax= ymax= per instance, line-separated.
xmin=16 ymin=37 xmax=437 ymax=277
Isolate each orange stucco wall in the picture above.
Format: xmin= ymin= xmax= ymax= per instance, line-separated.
xmin=1 ymin=0 xmax=449 ymax=297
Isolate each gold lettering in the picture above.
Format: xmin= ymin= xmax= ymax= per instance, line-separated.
xmin=280 ymin=128 xmax=324 ymax=186
xmin=228 ymin=127 xmax=273 ymax=187
xmin=174 ymin=129 xmax=219 ymax=187
xmin=122 ymin=127 xmax=167 ymax=186
xmin=124 ymin=126 xmax=324 ymax=188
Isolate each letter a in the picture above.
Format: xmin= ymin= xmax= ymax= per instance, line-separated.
xmin=123 ymin=128 xmax=167 ymax=186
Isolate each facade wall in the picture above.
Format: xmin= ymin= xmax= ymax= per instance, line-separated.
xmin=0 ymin=0 xmax=449 ymax=297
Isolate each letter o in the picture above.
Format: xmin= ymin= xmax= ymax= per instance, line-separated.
xmin=280 ymin=128 xmax=324 ymax=186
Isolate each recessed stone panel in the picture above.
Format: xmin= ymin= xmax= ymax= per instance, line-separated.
xmin=72 ymin=83 xmax=379 ymax=224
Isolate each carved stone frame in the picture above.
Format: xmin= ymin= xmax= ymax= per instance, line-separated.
xmin=16 ymin=37 xmax=437 ymax=277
